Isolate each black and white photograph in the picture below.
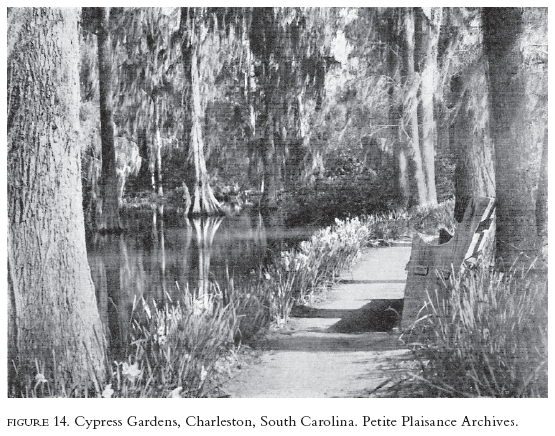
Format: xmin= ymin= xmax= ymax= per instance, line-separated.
xmin=5 ymin=3 xmax=549 ymax=427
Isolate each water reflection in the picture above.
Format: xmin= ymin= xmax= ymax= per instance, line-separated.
xmin=192 ymin=216 xmax=224 ymax=296
xmin=87 ymin=208 xmax=315 ymax=355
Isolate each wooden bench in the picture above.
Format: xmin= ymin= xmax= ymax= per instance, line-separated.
xmin=401 ymin=197 xmax=496 ymax=331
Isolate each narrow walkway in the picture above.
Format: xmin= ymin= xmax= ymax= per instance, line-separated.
xmin=223 ymin=246 xmax=413 ymax=398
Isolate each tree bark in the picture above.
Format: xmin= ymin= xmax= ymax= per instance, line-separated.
xmin=452 ymin=57 xmax=495 ymax=223
xmin=536 ymin=130 xmax=548 ymax=260
xmin=387 ymin=10 xmax=410 ymax=207
xmin=181 ymin=8 xmax=222 ymax=216
xmin=402 ymin=8 xmax=427 ymax=206
xmin=418 ymin=7 xmax=442 ymax=206
xmin=483 ymin=7 xmax=548 ymax=269
xmin=7 ymin=7 xmax=106 ymax=394
xmin=97 ymin=7 xmax=121 ymax=231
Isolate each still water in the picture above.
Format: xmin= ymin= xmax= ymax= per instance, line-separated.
xmin=86 ymin=207 xmax=316 ymax=354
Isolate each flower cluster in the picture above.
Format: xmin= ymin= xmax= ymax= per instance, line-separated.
xmin=263 ymin=216 xmax=372 ymax=326
xmin=279 ymin=250 xmax=309 ymax=272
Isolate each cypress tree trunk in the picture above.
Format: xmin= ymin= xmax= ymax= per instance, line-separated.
xmin=8 ymin=7 xmax=106 ymax=393
xmin=419 ymin=7 xmax=442 ymax=206
xmin=483 ymin=7 xmax=547 ymax=269
xmin=249 ymin=8 xmax=284 ymax=209
xmin=536 ymin=131 xmax=548 ymax=260
xmin=97 ymin=7 xmax=121 ymax=231
xmin=97 ymin=235 xmax=124 ymax=359
xmin=181 ymin=8 xmax=221 ymax=216
xmin=154 ymin=112 xmax=164 ymax=196
xmin=387 ymin=10 xmax=410 ymax=207
xmin=403 ymin=8 xmax=427 ymax=206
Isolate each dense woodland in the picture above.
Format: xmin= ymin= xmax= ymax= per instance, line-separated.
xmin=74 ymin=8 xmax=547 ymax=258
xmin=7 ymin=7 xmax=548 ymax=397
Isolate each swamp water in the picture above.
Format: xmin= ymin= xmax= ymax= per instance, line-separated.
xmin=86 ymin=208 xmax=316 ymax=356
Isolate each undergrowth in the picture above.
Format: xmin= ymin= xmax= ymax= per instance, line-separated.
xmin=10 ymin=200 xmax=457 ymax=398
xmin=403 ymin=263 xmax=548 ymax=398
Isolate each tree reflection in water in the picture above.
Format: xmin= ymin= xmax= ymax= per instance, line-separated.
xmin=87 ymin=208 xmax=314 ymax=355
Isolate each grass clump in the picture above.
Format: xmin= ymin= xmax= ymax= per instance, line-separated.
xmin=111 ymin=291 xmax=238 ymax=398
xmin=220 ymin=276 xmax=271 ymax=341
xmin=106 ymin=278 xmax=274 ymax=398
xmin=404 ymin=264 xmax=548 ymax=398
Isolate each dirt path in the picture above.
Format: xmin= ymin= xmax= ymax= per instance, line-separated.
xmin=223 ymin=246 xmax=415 ymax=398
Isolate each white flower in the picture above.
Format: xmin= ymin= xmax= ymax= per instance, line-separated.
xmin=169 ymin=387 xmax=183 ymax=398
xmin=157 ymin=324 xmax=166 ymax=336
xmin=192 ymin=300 xmax=202 ymax=316
xmin=156 ymin=324 xmax=168 ymax=345
xmin=200 ymin=366 xmax=208 ymax=382
xmin=122 ymin=362 xmax=142 ymax=382
xmin=35 ymin=373 xmax=47 ymax=384
xmin=102 ymin=384 xmax=114 ymax=398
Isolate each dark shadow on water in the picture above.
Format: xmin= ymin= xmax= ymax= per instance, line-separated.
xmin=292 ymin=299 xmax=404 ymax=333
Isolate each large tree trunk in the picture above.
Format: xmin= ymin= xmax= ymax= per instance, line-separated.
xmin=403 ymin=8 xmax=427 ymax=206
xmin=7 ymin=8 xmax=106 ymax=394
xmin=154 ymin=118 xmax=164 ymax=196
xmin=181 ymin=8 xmax=222 ymax=216
xmin=97 ymin=7 xmax=121 ymax=231
xmin=418 ymin=7 xmax=442 ymax=206
xmin=536 ymin=131 xmax=548 ymax=260
xmin=452 ymin=57 xmax=495 ymax=222
xmin=244 ymin=29 xmax=260 ymax=190
xmin=387 ymin=10 xmax=410 ymax=207
xmin=483 ymin=7 xmax=548 ymax=269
